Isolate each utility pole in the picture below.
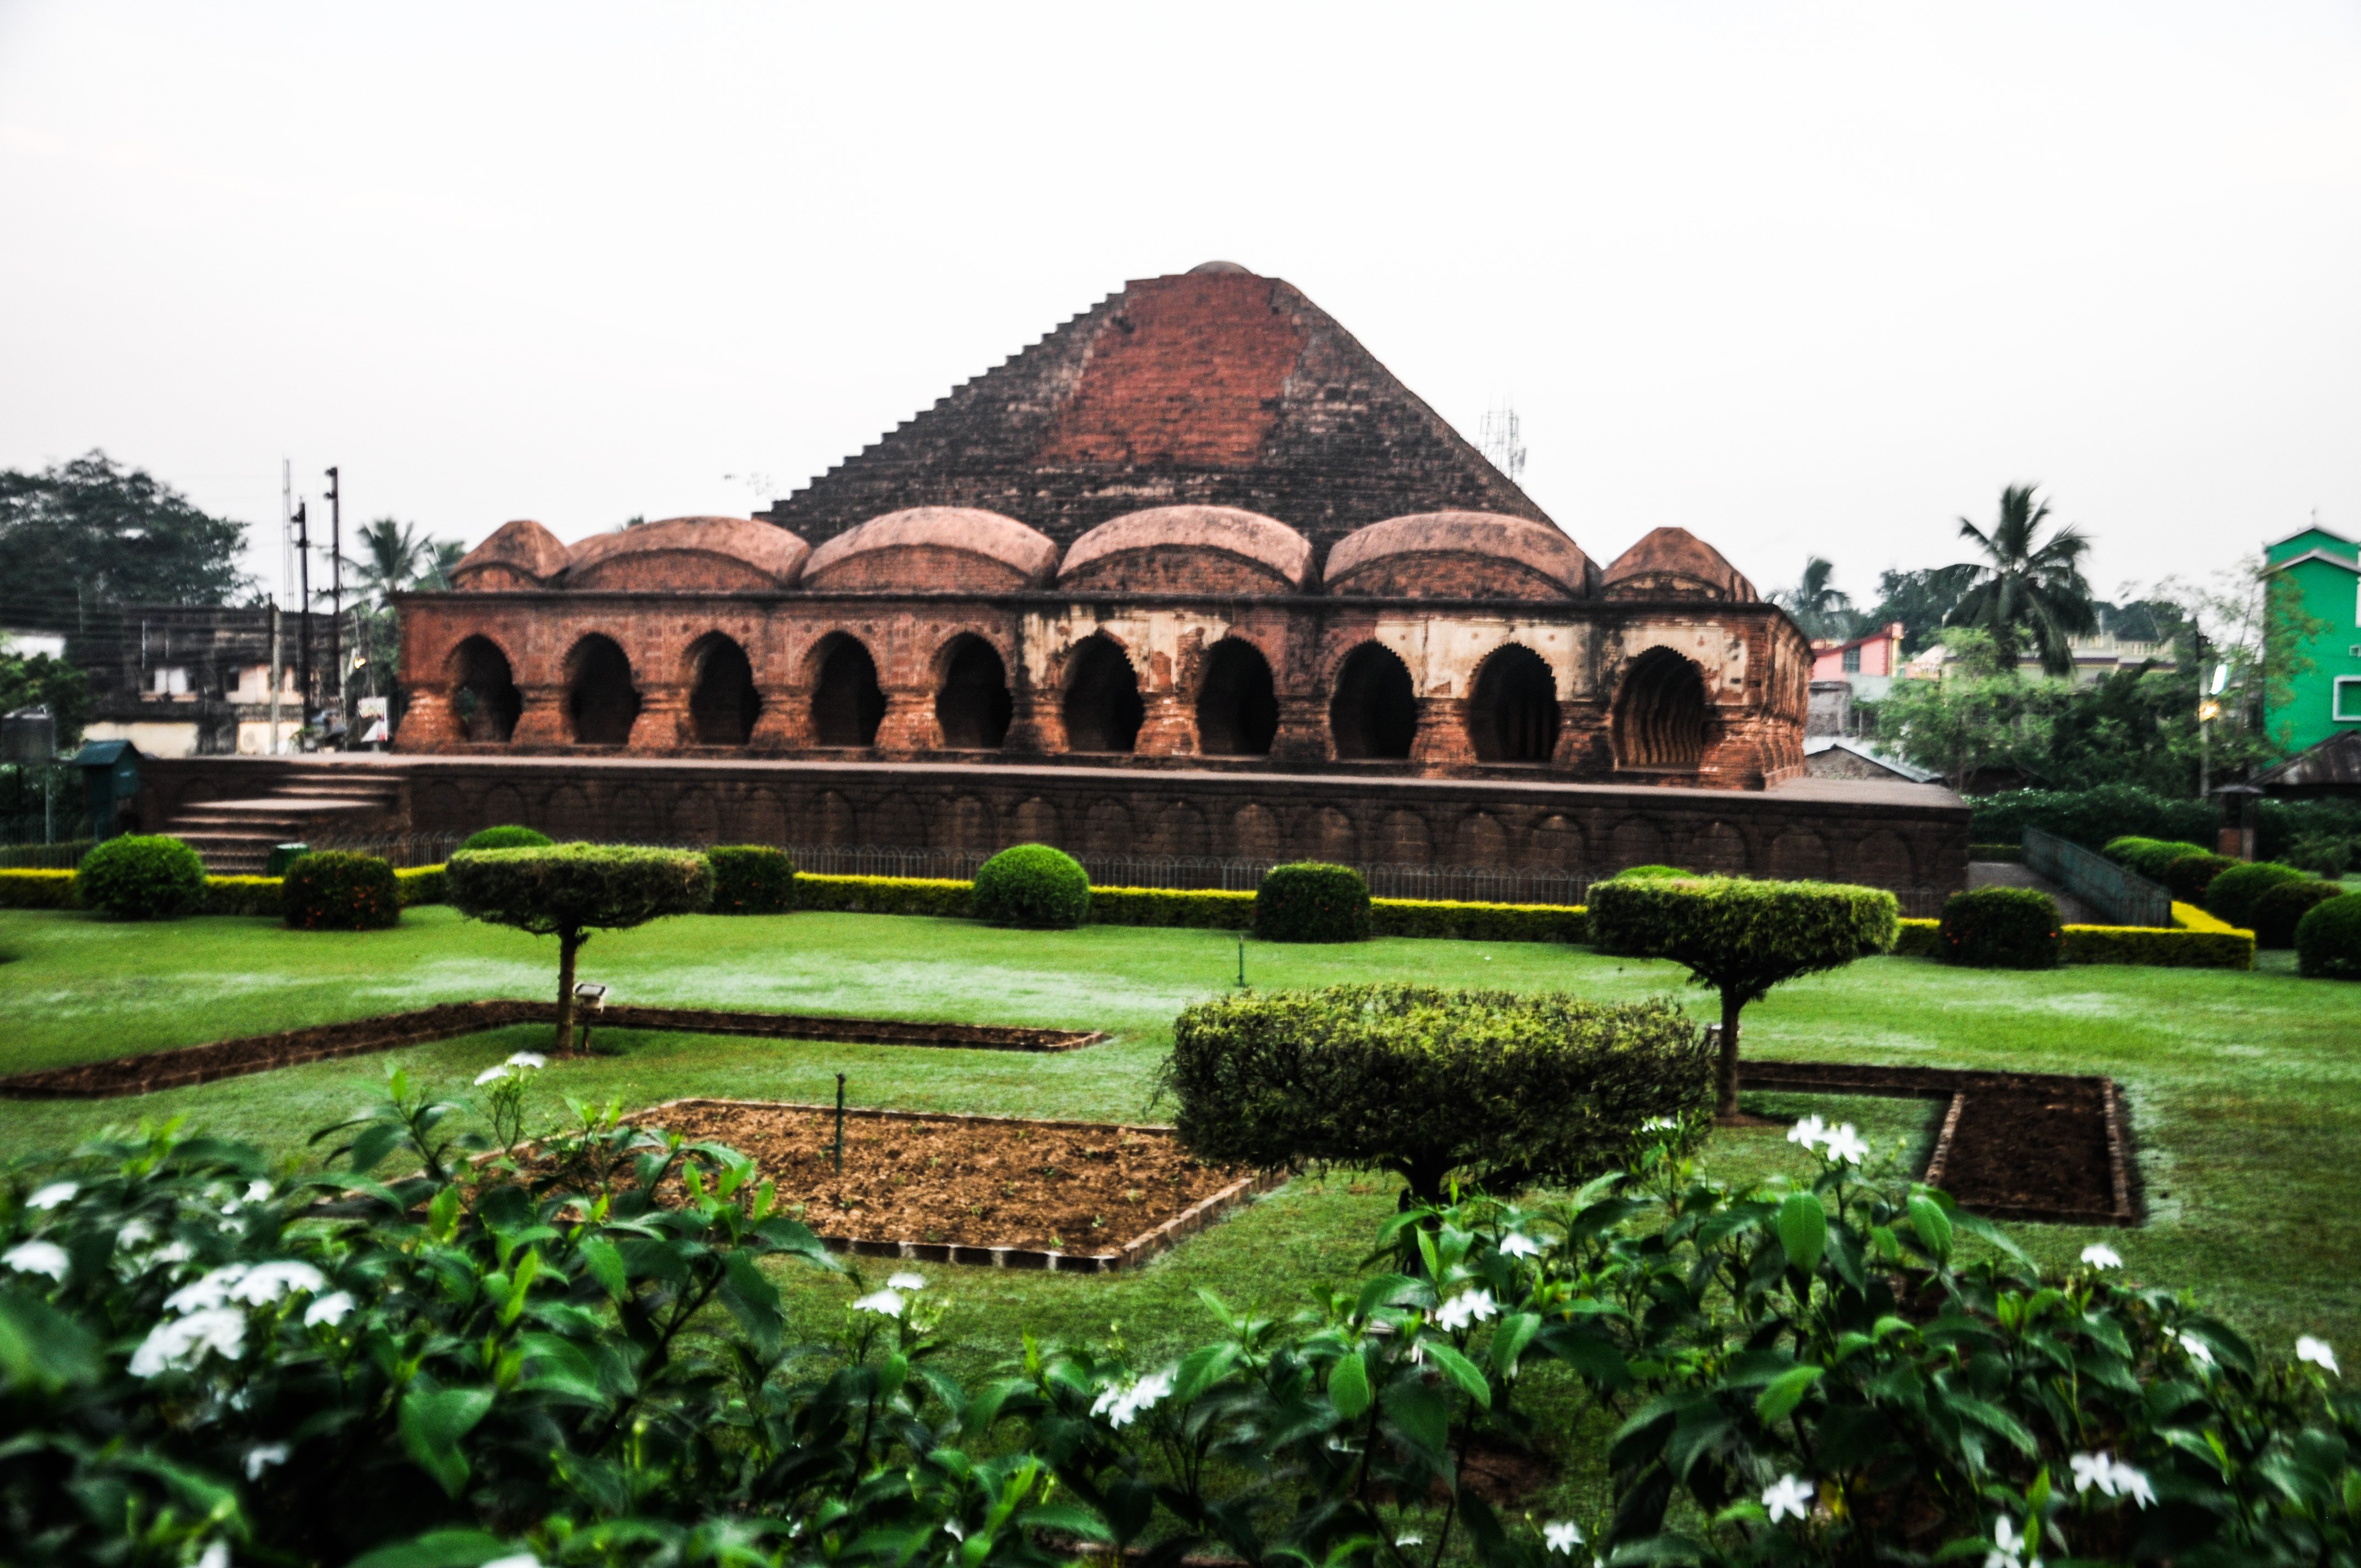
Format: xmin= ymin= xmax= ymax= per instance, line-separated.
xmin=325 ymin=466 xmax=343 ymax=741
xmin=268 ymin=601 xmax=282 ymax=756
xmin=294 ymin=499 xmax=314 ymax=734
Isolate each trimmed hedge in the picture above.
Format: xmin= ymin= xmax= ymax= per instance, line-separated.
xmin=2296 ymin=893 xmax=2361 ymax=979
xmin=398 ymin=865 xmax=448 ymax=907
xmin=707 ymin=845 xmax=797 ymax=915
xmin=1253 ymin=862 xmax=1371 ymax=943
xmin=793 ymin=872 xmax=972 ymax=918
xmin=74 ymin=835 xmax=206 ymax=921
xmin=1968 ymin=842 xmax=2024 ymax=862
xmin=2064 ymin=923 xmax=2253 ymax=970
xmin=1612 ymin=864 xmax=1694 ymax=880
xmin=1162 ymin=983 xmax=1712 ymax=1204
xmin=1370 ymin=897 xmax=1588 ymax=944
xmin=1091 ymin=885 xmax=1253 ymax=929
xmin=1939 ymin=886 xmax=2063 ymax=968
xmin=0 ymin=868 xmax=75 ymax=908
xmin=1894 ymin=917 xmax=1941 ymax=956
xmin=2251 ymin=879 xmax=2344 ymax=949
xmin=2102 ymin=836 xmax=2214 ymax=881
xmin=2204 ymin=861 xmax=2309 ymax=929
xmin=281 ymin=851 xmax=401 ymax=930
xmin=971 ymin=843 xmax=1090 ymax=929
xmin=2161 ymin=851 xmax=2238 ymax=903
xmin=459 ymin=824 xmax=553 ymax=852
xmin=205 ymin=875 xmax=283 ymax=917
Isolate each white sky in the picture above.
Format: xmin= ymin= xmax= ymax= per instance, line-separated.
xmin=1 ymin=2 xmax=2355 ymax=612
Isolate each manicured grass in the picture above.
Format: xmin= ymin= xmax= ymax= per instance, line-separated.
xmin=4 ymin=903 xmax=2360 ymax=1381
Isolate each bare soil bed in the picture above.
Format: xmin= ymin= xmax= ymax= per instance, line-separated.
xmin=625 ymin=1099 xmax=1270 ymax=1270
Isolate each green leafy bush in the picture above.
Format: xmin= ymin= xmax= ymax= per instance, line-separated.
xmin=1252 ymin=861 xmax=1372 ymax=943
xmin=2063 ymin=922 xmax=2253 ymax=969
xmin=73 ymin=835 xmax=206 ymax=920
xmin=1938 ymin=886 xmax=2061 ymax=968
xmin=793 ymin=871 xmax=973 ymax=917
xmin=2101 ymin=835 xmax=2213 ymax=881
xmin=1894 ymin=917 xmax=1941 ymax=956
xmin=2205 ymin=860 xmax=2310 ymax=929
xmin=1588 ymin=876 xmax=1900 ymax=1115
xmin=1162 ymin=983 xmax=1710 ymax=1202
xmin=280 ymin=851 xmax=400 ymax=930
xmin=1612 ymin=863 xmax=1694 ymax=879
xmin=1968 ymin=842 xmax=2025 ymax=862
xmin=2285 ymin=830 xmax=2355 ymax=878
xmin=706 ymin=845 xmax=797 ymax=914
xmin=2160 ymin=850 xmax=2238 ymax=903
xmin=449 ymin=844 xmax=712 ymax=1051
xmin=1090 ymin=885 xmax=1253 ymax=929
xmin=2252 ymin=879 xmax=2344 ymax=949
xmin=458 ymin=824 xmax=552 ymax=852
xmin=0 ymin=868 xmax=75 ymax=908
xmin=1975 ymin=784 xmax=2213 ymax=850
xmin=395 ymin=864 xmax=447 ymax=906
xmin=2297 ymin=891 xmax=2361 ymax=979
xmin=1370 ymin=896 xmax=1587 ymax=944
xmin=970 ymin=843 xmax=1090 ymax=928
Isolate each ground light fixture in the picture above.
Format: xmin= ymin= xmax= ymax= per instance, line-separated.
xmin=574 ymin=982 xmax=608 ymax=1052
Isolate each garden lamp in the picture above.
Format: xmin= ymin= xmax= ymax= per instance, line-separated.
xmin=573 ymin=982 xmax=608 ymax=1053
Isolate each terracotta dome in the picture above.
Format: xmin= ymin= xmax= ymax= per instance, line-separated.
xmin=449 ymin=519 xmax=569 ymax=591
xmin=1600 ymin=527 xmax=1758 ymax=602
xmin=563 ymin=516 xmax=808 ymax=592
xmin=1324 ymin=511 xmax=1591 ymax=600
xmin=801 ymin=507 xmax=1058 ymax=591
xmin=1059 ymin=506 xmax=1314 ymax=594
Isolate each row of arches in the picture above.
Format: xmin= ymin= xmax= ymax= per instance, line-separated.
xmin=446 ymin=628 xmax=1715 ymax=766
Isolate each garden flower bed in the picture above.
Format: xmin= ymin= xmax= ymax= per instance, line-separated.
xmin=601 ymin=1098 xmax=1277 ymax=1272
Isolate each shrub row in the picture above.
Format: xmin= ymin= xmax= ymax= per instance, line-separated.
xmin=2064 ymin=922 xmax=2255 ymax=970
xmin=0 ymin=864 xmax=450 ymax=916
xmin=2102 ymin=834 xmax=2214 ymax=881
xmin=1938 ymin=886 xmax=2062 ymax=967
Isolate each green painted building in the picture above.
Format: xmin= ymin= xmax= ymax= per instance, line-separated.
xmin=2263 ymin=524 xmax=2361 ymax=754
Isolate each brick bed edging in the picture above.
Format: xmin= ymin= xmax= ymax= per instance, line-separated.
xmin=621 ymin=1097 xmax=1287 ymax=1275
xmin=0 ymin=1004 xmax=1105 ymax=1101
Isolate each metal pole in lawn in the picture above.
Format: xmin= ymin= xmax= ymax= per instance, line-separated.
xmin=1237 ymin=937 xmax=1245 ymax=988
xmin=833 ymin=1072 xmax=846 ymax=1174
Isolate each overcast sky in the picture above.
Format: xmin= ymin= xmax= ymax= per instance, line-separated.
xmin=2 ymin=2 xmax=2354 ymax=613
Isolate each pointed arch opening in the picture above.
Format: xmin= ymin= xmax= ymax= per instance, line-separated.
xmin=1330 ymin=641 xmax=1417 ymax=760
xmin=564 ymin=634 xmax=640 ymax=745
xmin=1062 ymin=635 xmax=1144 ymax=753
xmin=810 ymin=634 xmax=885 ymax=748
xmin=935 ymin=634 xmax=1013 ymax=749
xmin=687 ymin=633 xmax=760 ymax=745
xmin=1613 ymin=646 xmax=1709 ymax=769
xmin=1195 ymin=638 xmax=1277 ymax=755
xmin=448 ymin=635 xmax=521 ymax=743
xmin=1468 ymin=644 xmax=1559 ymax=763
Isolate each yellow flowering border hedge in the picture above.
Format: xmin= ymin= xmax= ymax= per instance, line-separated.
xmin=0 ymin=864 xmax=450 ymax=915
xmin=1892 ymin=902 xmax=2251 ymax=969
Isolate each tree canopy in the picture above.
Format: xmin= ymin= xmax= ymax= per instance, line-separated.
xmin=0 ymin=452 xmax=249 ymax=632
xmin=1945 ymin=484 xmax=2098 ymax=676
xmin=1770 ymin=556 xmax=1859 ymax=642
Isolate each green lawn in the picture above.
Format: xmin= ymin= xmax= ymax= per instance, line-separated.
xmin=3 ymin=902 xmax=2358 ymax=1407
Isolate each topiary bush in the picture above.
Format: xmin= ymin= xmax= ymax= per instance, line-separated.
xmin=73 ymin=835 xmax=206 ymax=921
xmin=1611 ymin=864 xmax=1694 ymax=880
xmin=458 ymin=824 xmax=553 ymax=852
xmin=1162 ymin=983 xmax=1711 ymax=1203
xmin=2102 ymin=835 xmax=2212 ymax=881
xmin=1936 ymin=885 xmax=2062 ymax=969
xmin=2205 ymin=860 xmax=2310 ymax=929
xmin=2295 ymin=891 xmax=2361 ymax=978
xmin=706 ymin=845 xmax=797 ymax=914
xmin=1252 ymin=861 xmax=1371 ymax=943
xmin=2159 ymin=850 xmax=2238 ymax=904
xmin=2251 ymin=878 xmax=2343 ymax=950
xmin=280 ymin=851 xmax=400 ymax=931
xmin=1588 ymin=876 xmax=1900 ymax=1115
xmin=970 ymin=843 xmax=1090 ymax=929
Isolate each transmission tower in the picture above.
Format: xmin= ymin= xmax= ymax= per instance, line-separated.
xmin=1477 ymin=402 xmax=1527 ymax=484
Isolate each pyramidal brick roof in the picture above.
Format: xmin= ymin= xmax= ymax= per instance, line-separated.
xmin=758 ymin=265 xmax=1553 ymax=565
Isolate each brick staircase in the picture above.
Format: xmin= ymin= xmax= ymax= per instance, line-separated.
xmin=161 ymin=766 xmax=406 ymax=874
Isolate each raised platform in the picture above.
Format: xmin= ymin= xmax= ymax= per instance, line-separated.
xmin=137 ymin=754 xmax=1968 ymax=905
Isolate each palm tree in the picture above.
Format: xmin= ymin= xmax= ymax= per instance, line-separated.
xmin=1774 ymin=556 xmax=1856 ymax=641
xmin=340 ymin=518 xmax=433 ymax=609
xmin=418 ymin=540 xmax=467 ymax=591
xmin=1946 ymin=485 xmax=2097 ymax=677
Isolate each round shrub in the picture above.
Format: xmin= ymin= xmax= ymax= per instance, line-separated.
xmin=1611 ymin=864 xmax=1696 ymax=880
xmin=2297 ymin=893 xmax=2361 ymax=979
xmin=2251 ymin=879 xmax=2342 ymax=950
xmin=1253 ymin=861 xmax=1371 ymax=943
xmin=2204 ymin=861 xmax=2310 ymax=929
xmin=74 ymin=835 xmax=206 ymax=921
xmin=1164 ymin=984 xmax=1712 ymax=1204
xmin=460 ymin=824 xmax=553 ymax=852
xmin=971 ymin=843 xmax=1090 ymax=929
xmin=2161 ymin=851 xmax=2238 ymax=905
xmin=2106 ymin=837 xmax=2212 ymax=881
xmin=1938 ymin=886 xmax=2062 ymax=969
xmin=281 ymin=851 xmax=401 ymax=931
xmin=707 ymin=845 xmax=797 ymax=915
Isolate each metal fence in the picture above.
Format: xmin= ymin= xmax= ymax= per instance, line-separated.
xmin=2023 ymin=826 xmax=2172 ymax=927
xmin=0 ymin=838 xmax=91 ymax=870
xmin=0 ymin=764 xmax=79 ymax=850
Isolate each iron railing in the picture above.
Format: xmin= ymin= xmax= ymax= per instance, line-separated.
xmin=0 ymin=839 xmax=93 ymax=869
xmin=2022 ymin=826 xmax=2172 ymax=927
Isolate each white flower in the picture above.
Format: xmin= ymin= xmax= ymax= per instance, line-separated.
xmin=1542 ymin=1521 xmax=1584 ymax=1553
xmin=2070 ymin=1450 xmax=2117 ymax=1495
xmin=305 ymin=1291 xmax=356 ymax=1327
xmin=2299 ymin=1336 xmax=2340 ymax=1375
xmin=482 ymin=1556 xmax=545 ymax=1568
xmin=942 ymin=1522 xmax=965 ymax=1542
xmin=26 ymin=1182 xmax=77 ymax=1211
xmin=1761 ymin=1472 xmax=1813 ymax=1524
xmin=1091 ymin=1368 xmax=1175 ymax=1428
xmin=1786 ymin=1117 xmax=1826 ymax=1151
xmin=1985 ymin=1513 xmax=2042 ymax=1568
xmin=504 ymin=1052 xmax=547 ymax=1070
xmin=2112 ymin=1461 xmax=2155 ymax=1508
xmin=887 ymin=1271 xmax=927 ymax=1291
xmin=851 ymin=1289 xmax=905 ymax=1316
xmin=165 ymin=1264 xmax=248 ymax=1313
xmin=1639 ymin=1116 xmax=1679 ymax=1132
xmin=1434 ymin=1288 xmax=1498 ymax=1332
xmin=234 ymin=1261 xmax=326 ymax=1303
xmin=474 ymin=1065 xmax=512 ymax=1086
xmin=242 ymin=1180 xmax=273 ymax=1205
xmin=1498 ymin=1233 xmax=1544 ymax=1259
xmin=244 ymin=1443 xmax=289 ymax=1479
xmin=197 ymin=1542 xmax=230 ymax=1568
xmin=1820 ymin=1124 xmax=1869 ymax=1166
xmin=117 ymin=1218 xmax=155 ymax=1249
xmin=4 ymin=1239 xmax=69 ymax=1280
xmin=1393 ymin=1535 xmax=1422 ymax=1549
xmin=129 ymin=1305 xmax=246 ymax=1376
xmin=2178 ymin=1331 xmax=2215 ymax=1368
xmin=2080 ymin=1243 xmax=2123 ymax=1269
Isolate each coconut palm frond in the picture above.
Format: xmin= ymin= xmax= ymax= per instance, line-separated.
xmin=1944 ymin=484 xmax=2099 ymax=678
